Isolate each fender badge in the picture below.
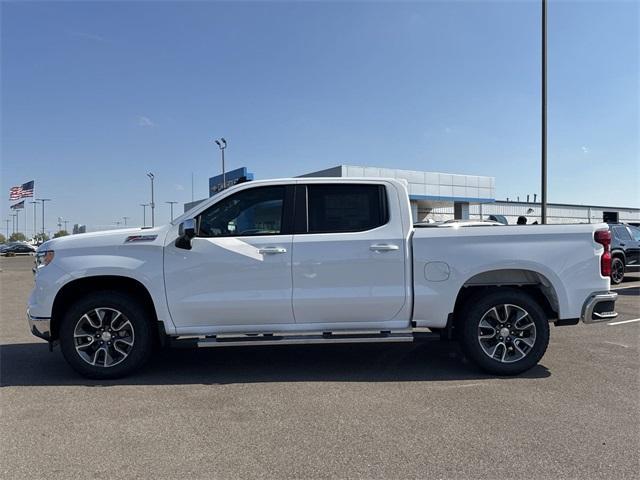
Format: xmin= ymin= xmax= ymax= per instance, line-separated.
xmin=125 ymin=235 xmax=158 ymax=243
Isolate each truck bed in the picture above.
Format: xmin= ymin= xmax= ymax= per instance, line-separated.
xmin=410 ymin=223 xmax=610 ymax=328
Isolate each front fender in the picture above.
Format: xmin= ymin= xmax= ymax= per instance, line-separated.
xmin=49 ymin=251 xmax=175 ymax=334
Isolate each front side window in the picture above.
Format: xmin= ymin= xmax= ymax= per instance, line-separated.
xmin=612 ymin=225 xmax=632 ymax=241
xmin=307 ymin=184 xmax=387 ymax=233
xmin=198 ymin=186 xmax=285 ymax=237
xmin=629 ymin=226 xmax=640 ymax=241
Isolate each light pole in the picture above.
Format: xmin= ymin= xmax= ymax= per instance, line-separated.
xmin=36 ymin=198 xmax=51 ymax=237
xmin=541 ymin=0 xmax=548 ymax=224
xmin=11 ymin=214 xmax=17 ymax=235
xmin=147 ymin=173 xmax=155 ymax=227
xmin=123 ymin=216 xmax=130 ymax=226
xmin=30 ymin=201 xmax=37 ymax=239
xmin=166 ymin=201 xmax=178 ymax=221
xmin=214 ymin=138 xmax=227 ymax=190
xmin=140 ymin=203 xmax=149 ymax=227
xmin=4 ymin=219 xmax=9 ymax=239
xmin=63 ymin=220 xmax=69 ymax=232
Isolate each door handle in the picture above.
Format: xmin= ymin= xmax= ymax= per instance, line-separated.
xmin=370 ymin=244 xmax=399 ymax=252
xmin=258 ymin=246 xmax=287 ymax=254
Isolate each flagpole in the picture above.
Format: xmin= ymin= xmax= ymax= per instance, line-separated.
xmin=31 ymin=201 xmax=37 ymax=240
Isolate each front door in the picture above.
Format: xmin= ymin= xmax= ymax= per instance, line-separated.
xmin=624 ymin=225 xmax=640 ymax=266
xmin=291 ymin=183 xmax=408 ymax=324
xmin=164 ymin=185 xmax=295 ymax=329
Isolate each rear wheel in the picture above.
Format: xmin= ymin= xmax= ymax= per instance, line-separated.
xmin=459 ymin=289 xmax=550 ymax=375
xmin=611 ymin=257 xmax=625 ymax=285
xmin=59 ymin=291 xmax=153 ymax=379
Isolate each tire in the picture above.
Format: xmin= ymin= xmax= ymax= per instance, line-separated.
xmin=458 ymin=289 xmax=550 ymax=375
xmin=59 ymin=291 xmax=154 ymax=379
xmin=610 ymin=257 xmax=625 ymax=285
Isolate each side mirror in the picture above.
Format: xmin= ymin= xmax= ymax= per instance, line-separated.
xmin=176 ymin=218 xmax=197 ymax=250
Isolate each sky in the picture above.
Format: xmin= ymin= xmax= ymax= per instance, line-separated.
xmin=1 ymin=0 xmax=638 ymax=235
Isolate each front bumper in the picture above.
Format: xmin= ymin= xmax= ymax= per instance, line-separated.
xmin=581 ymin=291 xmax=618 ymax=324
xmin=27 ymin=309 xmax=52 ymax=341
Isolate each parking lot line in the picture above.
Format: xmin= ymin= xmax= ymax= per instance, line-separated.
xmin=607 ymin=318 xmax=640 ymax=326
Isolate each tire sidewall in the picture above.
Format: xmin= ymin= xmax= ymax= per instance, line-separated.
xmin=459 ymin=289 xmax=550 ymax=375
xmin=59 ymin=291 xmax=153 ymax=379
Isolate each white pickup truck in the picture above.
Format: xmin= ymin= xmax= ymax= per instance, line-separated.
xmin=28 ymin=178 xmax=617 ymax=378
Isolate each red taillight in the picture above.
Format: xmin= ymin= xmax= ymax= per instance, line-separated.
xmin=594 ymin=230 xmax=611 ymax=277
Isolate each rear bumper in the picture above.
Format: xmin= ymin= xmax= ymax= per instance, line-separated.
xmin=27 ymin=309 xmax=51 ymax=341
xmin=581 ymin=291 xmax=618 ymax=324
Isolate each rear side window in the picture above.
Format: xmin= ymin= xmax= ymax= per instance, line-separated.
xmin=612 ymin=226 xmax=632 ymax=241
xmin=307 ymin=184 xmax=388 ymax=233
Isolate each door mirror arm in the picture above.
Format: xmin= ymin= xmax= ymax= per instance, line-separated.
xmin=176 ymin=218 xmax=197 ymax=250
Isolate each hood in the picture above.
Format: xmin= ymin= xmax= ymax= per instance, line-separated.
xmin=38 ymin=225 xmax=171 ymax=252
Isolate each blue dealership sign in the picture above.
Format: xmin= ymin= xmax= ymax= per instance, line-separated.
xmin=209 ymin=167 xmax=254 ymax=196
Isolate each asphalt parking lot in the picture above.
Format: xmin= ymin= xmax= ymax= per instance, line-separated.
xmin=1 ymin=256 xmax=638 ymax=479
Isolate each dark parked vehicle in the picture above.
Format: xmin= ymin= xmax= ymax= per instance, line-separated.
xmin=609 ymin=224 xmax=640 ymax=284
xmin=0 ymin=242 xmax=36 ymax=255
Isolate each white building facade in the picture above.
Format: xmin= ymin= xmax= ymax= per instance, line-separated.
xmin=301 ymin=165 xmax=639 ymax=225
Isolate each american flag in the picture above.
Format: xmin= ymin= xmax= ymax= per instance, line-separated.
xmin=9 ymin=180 xmax=34 ymax=200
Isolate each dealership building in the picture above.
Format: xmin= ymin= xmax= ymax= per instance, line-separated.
xmin=187 ymin=164 xmax=640 ymax=225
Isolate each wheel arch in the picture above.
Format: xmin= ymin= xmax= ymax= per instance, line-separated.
xmin=50 ymin=275 xmax=161 ymax=342
xmin=453 ymin=269 xmax=561 ymax=326
xmin=611 ymin=249 xmax=626 ymax=263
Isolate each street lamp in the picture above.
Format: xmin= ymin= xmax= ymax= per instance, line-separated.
xmin=4 ymin=219 xmax=10 ymax=239
xmin=140 ymin=203 xmax=149 ymax=227
xmin=123 ymin=216 xmax=130 ymax=226
xmin=36 ymin=198 xmax=51 ymax=236
xmin=147 ymin=173 xmax=155 ymax=227
xmin=214 ymin=137 xmax=227 ymax=190
xmin=541 ymin=0 xmax=548 ymax=224
xmin=166 ymin=201 xmax=178 ymax=221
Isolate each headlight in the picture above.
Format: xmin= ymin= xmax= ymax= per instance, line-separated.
xmin=35 ymin=250 xmax=55 ymax=269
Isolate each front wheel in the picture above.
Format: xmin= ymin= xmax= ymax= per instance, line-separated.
xmin=610 ymin=257 xmax=625 ymax=285
xmin=458 ymin=289 xmax=550 ymax=375
xmin=59 ymin=291 xmax=154 ymax=379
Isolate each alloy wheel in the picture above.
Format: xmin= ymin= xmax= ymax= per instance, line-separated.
xmin=611 ymin=259 xmax=624 ymax=284
xmin=477 ymin=304 xmax=537 ymax=363
xmin=73 ymin=308 xmax=135 ymax=368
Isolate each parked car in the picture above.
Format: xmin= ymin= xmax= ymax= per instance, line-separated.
xmin=1 ymin=242 xmax=36 ymax=255
xmin=28 ymin=178 xmax=616 ymax=379
xmin=609 ymin=223 xmax=640 ymax=284
xmin=487 ymin=214 xmax=509 ymax=225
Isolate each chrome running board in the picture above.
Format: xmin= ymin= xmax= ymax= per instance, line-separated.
xmin=193 ymin=331 xmax=415 ymax=348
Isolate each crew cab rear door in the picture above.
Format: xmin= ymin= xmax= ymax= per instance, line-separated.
xmin=291 ymin=182 xmax=408 ymax=324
